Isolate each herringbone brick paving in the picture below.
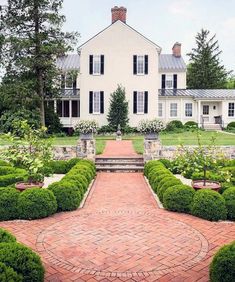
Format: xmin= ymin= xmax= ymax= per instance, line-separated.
xmin=0 ymin=141 xmax=234 ymax=281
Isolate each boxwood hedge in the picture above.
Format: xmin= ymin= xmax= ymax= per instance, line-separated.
xmin=0 ymin=262 xmax=23 ymax=282
xmin=222 ymin=187 xmax=235 ymax=221
xmin=157 ymin=178 xmax=182 ymax=202
xmin=0 ymin=188 xmax=20 ymax=221
xmin=0 ymin=228 xmax=16 ymax=243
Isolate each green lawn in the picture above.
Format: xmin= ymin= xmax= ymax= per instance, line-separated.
xmin=0 ymin=131 xmax=234 ymax=155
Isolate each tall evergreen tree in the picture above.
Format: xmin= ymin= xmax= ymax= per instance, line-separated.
xmin=1 ymin=0 xmax=78 ymax=125
xmin=187 ymin=29 xmax=229 ymax=89
xmin=107 ymin=85 xmax=129 ymax=130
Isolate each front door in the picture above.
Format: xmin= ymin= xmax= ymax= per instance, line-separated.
xmin=202 ymin=105 xmax=209 ymax=123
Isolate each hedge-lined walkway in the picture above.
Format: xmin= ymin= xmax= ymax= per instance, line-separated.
xmin=0 ymin=141 xmax=234 ymax=282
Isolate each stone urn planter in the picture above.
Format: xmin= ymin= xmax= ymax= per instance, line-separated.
xmin=144 ymin=132 xmax=159 ymax=140
xmin=192 ymin=180 xmax=221 ymax=192
xmin=15 ymin=182 xmax=44 ymax=192
xmin=80 ymin=133 xmax=93 ymax=140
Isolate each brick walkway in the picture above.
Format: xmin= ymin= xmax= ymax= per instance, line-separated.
xmin=0 ymin=141 xmax=234 ymax=282
xmin=100 ymin=140 xmax=138 ymax=157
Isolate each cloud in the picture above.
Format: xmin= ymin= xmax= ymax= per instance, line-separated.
xmin=168 ymin=0 xmax=195 ymax=19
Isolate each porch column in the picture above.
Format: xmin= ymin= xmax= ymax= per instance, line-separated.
xmin=69 ymin=99 xmax=72 ymax=125
xmin=197 ymin=100 xmax=201 ymax=126
xmin=54 ymin=100 xmax=57 ymax=113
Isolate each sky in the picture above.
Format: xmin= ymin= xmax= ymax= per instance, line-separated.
xmin=0 ymin=0 xmax=235 ymax=72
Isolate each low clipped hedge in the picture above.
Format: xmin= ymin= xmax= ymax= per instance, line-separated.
xmin=0 ymin=242 xmax=44 ymax=282
xmin=48 ymin=181 xmax=82 ymax=212
xmin=158 ymin=159 xmax=171 ymax=169
xmin=151 ymin=171 xmax=173 ymax=192
xmin=222 ymin=187 xmax=235 ymax=221
xmin=0 ymin=262 xmax=23 ymax=282
xmin=157 ymin=177 xmax=182 ymax=202
xmin=0 ymin=188 xmax=20 ymax=221
xmin=184 ymin=121 xmax=198 ymax=128
xmin=18 ymin=188 xmax=57 ymax=220
xmin=191 ymin=190 xmax=227 ymax=221
xmin=0 ymin=228 xmax=16 ymax=243
xmin=144 ymin=160 xmax=165 ymax=177
xmin=0 ymin=168 xmax=28 ymax=187
xmin=62 ymin=174 xmax=87 ymax=193
xmin=209 ymin=241 xmax=235 ymax=282
xmin=0 ymin=160 xmax=11 ymax=167
xmin=48 ymin=160 xmax=70 ymax=174
xmin=163 ymin=185 xmax=195 ymax=213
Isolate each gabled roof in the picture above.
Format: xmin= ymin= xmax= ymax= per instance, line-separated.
xmin=158 ymin=89 xmax=235 ymax=99
xmin=79 ymin=20 xmax=161 ymax=51
xmin=159 ymin=54 xmax=186 ymax=72
xmin=56 ymin=54 xmax=80 ymax=71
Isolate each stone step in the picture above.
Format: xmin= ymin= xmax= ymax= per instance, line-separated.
xmin=95 ymin=156 xmax=144 ymax=163
xmin=95 ymin=161 xmax=144 ymax=166
xmin=203 ymin=124 xmax=222 ymax=131
xmin=96 ymin=165 xmax=144 ymax=172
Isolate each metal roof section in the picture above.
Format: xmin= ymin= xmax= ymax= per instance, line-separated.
xmin=159 ymin=54 xmax=186 ymax=71
xmin=159 ymin=89 xmax=235 ymax=99
xmin=56 ymin=54 xmax=80 ymax=71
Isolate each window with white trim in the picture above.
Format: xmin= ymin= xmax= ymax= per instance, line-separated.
xmin=170 ymin=103 xmax=177 ymax=117
xmin=137 ymin=91 xmax=144 ymax=113
xmin=185 ymin=103 xmax=193 ymax=117
xmin=93 ymin=55 xmax=101 ymax=75
xmin=57 ymin=100 xmax=70 ymax=117
xmin=158 ymin=103 xmax=163 ymax=117
xmin=166 ymin=75 xmax=173 ymax=89
xmin=93 ymin=91 xmax=100 ymax=114
xmin=137 ymin=56 xmax=144 ymax=75
xmin=228 ymin=103 xmax=235 ymax=117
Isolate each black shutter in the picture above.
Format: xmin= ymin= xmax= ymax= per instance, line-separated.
xmin=162 ymin=74 xmax=166 ymax=89
xmin=133 ymin=55 xmax=137 ymax=74
xmin=89 ymin=55 xmax=93 ymax=74
xmin=144 ymin=55 xmax=148 ymax=74
xmin=100 ymin=55 xmax=104 ymax=75
xmin=89 ymin=91 xmax=93 ymax=113
xmin=73 ymin=79 xmax=77 ymax=89
xmin=61 ymin=74 xmax=65 ymax=89
xmin=100 ymin=91 xmax=104 ymax=113
xmin=173 ymin=74 xmax=177 ymax=89
xmin=144 ymin=91 xmax=148 ymax=113
xmin=133 ymin=91 xmax=137 ymax=113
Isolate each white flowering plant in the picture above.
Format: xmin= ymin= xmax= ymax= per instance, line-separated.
xmin=75 ymin=120 xmax=99 ymax=134
xmin=138 ymin=119 xmax=165 ymax=134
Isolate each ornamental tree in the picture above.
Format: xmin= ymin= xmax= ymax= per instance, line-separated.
xmin=107 ymin=85 xmax=129 ymax=130
xmin=187 ymin=29 xmax=230 ymax=89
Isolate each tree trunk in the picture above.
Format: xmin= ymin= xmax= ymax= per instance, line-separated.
xmin=39 ymin=71 xmax=45 ymax=126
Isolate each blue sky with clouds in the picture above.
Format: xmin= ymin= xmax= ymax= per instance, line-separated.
xmin=0 ymin=0 xmax=234 ymax=71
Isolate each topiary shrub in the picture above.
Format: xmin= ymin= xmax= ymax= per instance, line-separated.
xmin=69 ymin=165 xmax=93 ymax=183
xmin=222 ymin=187 xmax=235 ymax=220
xmin=48 ymin=160 xmax=69 ymax=174
xmin=151 ymin=172 xmax=173 ymax=192
xmin=227 ymin=121 xmax=235 ymax=129
xmin=148 ymin=168 xmax=171 ymax=185
xmin=0 ymin=173 xmax=26 ymax=187
xmin=48 ymin=181 xmax=82 ymax=212
xmin=158 ymin=159 xmax=171 ymax=169
xmin=0 ymin=188 xmax=20 ymax=221
xmin=0 ymin=242 xmax=44 ymax=282
xmin=0 ymin=228 xmax=16 ymax=243
xmin=76 ymin=160 xmax=96 ymax=175
xmin=157 ymin=177 xmax=182 ymax=202
xmin=191 ymin=189 xmax=227 ymax=221
xmin=0 ymin=167 xmax=16 ymax=176
xmin=209 ymin=241 xmax=235 ymax=282
xmin=0 ymin=160 xmax=11 ymax=167
xmin=166 ymin=120 xmax=183 ymax=131
xmin=0 ymin=262 xmax=23 ymax=282
xmin=144 ymin=160 xmax=165 ymax=177
xmin=67 ymin=158 xmax=81 ymax=171
xmin=62 ymin=175 xmax=88 ymax=193
xmin=220 ymin=182 xmax=233 ymax=194
xmin=163 ymin=185 xmax=195 ymax=213
xmin=18 ymin=188 xmax=57 ymax=220
xmin=184 ymin=121 xmax=198 ymax=128
xmin=66 ymin=171 xmax=89 ymax=188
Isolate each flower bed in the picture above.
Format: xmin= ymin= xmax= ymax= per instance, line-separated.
xmin=0 ymin=158 xmax=96 ymax=221
xmin=145 ymin=159 xmax=235 ymax=222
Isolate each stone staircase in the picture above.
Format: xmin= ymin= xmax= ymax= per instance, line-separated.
xmin=203 ymin=124 xmax=222 ymax=131
xmin=95 ymin=156 xmax=144 ymax=172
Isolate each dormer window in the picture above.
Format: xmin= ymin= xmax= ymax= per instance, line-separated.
xmin=166 ymin=75 xmax=173 ymax=89
xmin=161 ymin=74 xmax=177 ymax=89
xmin=61 ymin=73 xmax=76 ymax=89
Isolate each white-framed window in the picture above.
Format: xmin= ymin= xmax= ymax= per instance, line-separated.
xmin=203 ymin=105 xmax=209 ymax=115
xmin=93 ymin=55 xmax=101 ymax=75
xmin=170 ymin=103 xmax=177 ymax=117
xmin=228 ymin=103 xmax=235 ymax=117
xmin=137 ymin=91 xmax=144 ymax=113
xmin=57 ymin=100 xmax=70 ymax=118
xmin=158 ymin=103 xmax=163 ymax=117
xmin=137 ymin=55 xmax=144 ymax=75
xmin=185 ymin=103 xmax=193 ymax=117
xmin=166 ymin=75 xmax=173 ymax=89
xmin=93 ymin=91 xmax=100 ymax=114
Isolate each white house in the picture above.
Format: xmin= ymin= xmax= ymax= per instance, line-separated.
xmin=53 ymin=6 xmax=235 ymax=130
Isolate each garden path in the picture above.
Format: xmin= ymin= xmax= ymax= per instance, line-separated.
xmin=0 ymin=140 xmax=235 ymax=282
xmin=100 ymin=140 xmax=138 ymax=157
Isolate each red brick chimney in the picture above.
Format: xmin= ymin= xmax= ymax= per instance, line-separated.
xmin=111 ymin=6 xmax=127 ymax=24
xmin=172 ymin=42 xmax=181 ymax=57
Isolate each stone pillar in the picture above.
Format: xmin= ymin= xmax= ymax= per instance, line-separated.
xmin=144 ymin=138 xmax=162 ymax=162
xmin=76 ymin=139 xmax=96 ymax=161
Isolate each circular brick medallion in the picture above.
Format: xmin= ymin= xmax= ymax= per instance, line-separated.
xmin=37 ymin=210 xmax=208 ymax=276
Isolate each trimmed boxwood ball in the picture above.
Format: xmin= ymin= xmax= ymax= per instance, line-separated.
xmin=0 ymin=262 xmax=23 ymax=282
xmin=66 ymin=172 xmax=89 ymax=189
xmin=18 ymin=188 xmax=57 ymax=220
xmin=48 ymin=181 xmax=82 ymax=212
xmin=191 ymin=189 xmax=227 ymax=221
xmin=158 ymin=159 xmax=171 ymax=169
xmin=0 ymin=174 xmax=26 ymax=187
xmin=144 ymin=160 xmax=165 ymax=177
xmin=0 ymin=166 xmax=16 ymax=175
xmin=219 ymin=182 xmax=233 ymax=194
xmin=76 ymin=160 xmax=96 ymax=176
xmin=62 ymin=175 xmax=88 ymax=193
xmin=222 ymin=187 xmax=235 ymax=220
xmin=152 ymin=172 xmax=173 ymax=192
xmin=69 ymin=165 xmax=93 ymax=183
xmin=209 ymin=241 xmax=235 ymax=282
xmin=0 ymin=228 xmax=16 ymax=243
xmin=163 ymin=185 xmax=195 ymax=213
xmin=0 ymin=242 xmax=44 ymax=282
xmin=157 ymin=178 xmax=182 ymax=202
xmin=0 ymin=188 xmax=20 ymax=221
xmin=67 ymin=158 xmax=81 ymax=170
xmin=0 ymin=160 xmax=11 ymax=167
xmin=48 ymin=160 xmax=69 ymax=174
xmin=148 ymin=168 xmax=171 ymax=186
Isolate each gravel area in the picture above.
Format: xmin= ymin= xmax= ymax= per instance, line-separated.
xmin=43 ymin=174 xmax=65 ymax=188
xmin=174 ymin=174 xmax=192 ymax=186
